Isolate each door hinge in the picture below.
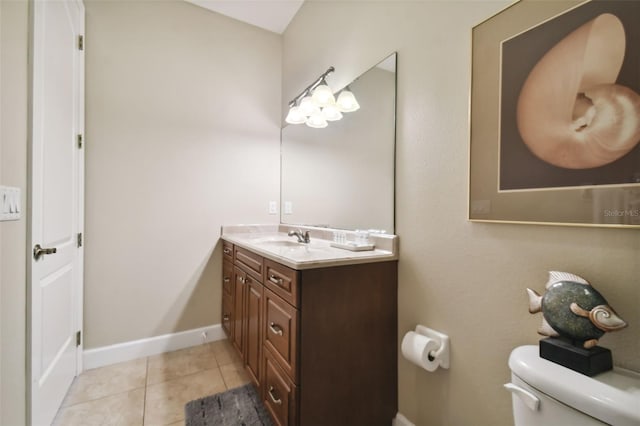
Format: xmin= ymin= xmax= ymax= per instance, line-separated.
xmin=77 ymin=134 xmax=83 ymax=149
xmin=78 ymin=35 xmax=84 ymax=51
xmin=77 ymin=233 xmax=83 ymax=248
xmin=76 ymin=331 xmax=81 ymax=346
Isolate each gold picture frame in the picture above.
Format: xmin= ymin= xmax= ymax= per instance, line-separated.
xmin=469 ymin=0 xmax=640 ymax=228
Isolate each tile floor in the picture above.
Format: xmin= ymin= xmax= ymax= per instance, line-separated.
xmin=53 ymin=339 xmax=250 ymax=426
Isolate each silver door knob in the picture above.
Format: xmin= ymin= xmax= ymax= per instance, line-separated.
xmin=33 ymin=244 xmax=57 ymax=260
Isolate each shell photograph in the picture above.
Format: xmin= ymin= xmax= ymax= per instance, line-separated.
xmin=499 ymin=0 xmax=640 ymax=191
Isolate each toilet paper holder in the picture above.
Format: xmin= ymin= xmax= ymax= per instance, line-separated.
xmin=415 ymin=325 xmax=450 ymax=369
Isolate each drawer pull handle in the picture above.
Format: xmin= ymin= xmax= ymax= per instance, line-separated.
xmin=269 ymin=322 xmax=284 ymax=336
xmin=239 ymin=277 xmax=245 ymax=283
xmin=224 ymin=277 xmax=230 ymax=283
xmin=223 ymin=248 xmax=231 ymax=255
xmin=269 ymin=275 xmax=283 ymax=285
xmin=268 ymin=386 xmax=282 ymax=405
xmin=223 ymin=314 xmax=230 ymax=321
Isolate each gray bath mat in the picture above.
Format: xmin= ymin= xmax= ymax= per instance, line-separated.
xmin=184 ymin=384 xmax=274 ymax=426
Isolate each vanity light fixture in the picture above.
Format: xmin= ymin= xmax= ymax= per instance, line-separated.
xmin=298 ymin=96 xmax=318 ymax=116
xmin=306 ymin=110 xmax=328 ymax=128
xmin=311 ymin=78 xmax=336 ymax=107
xmin=336 ymin=86 xmax=360 ymax=112
xmin=286 ymin=66 xmax=359 ymax=127
xmin=322 ymin=104 xmax=343 ymax=121
xmin=285 ymin=106 xmax=307 ymax=124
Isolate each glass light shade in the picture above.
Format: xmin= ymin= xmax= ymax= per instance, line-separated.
xmin=299 ymin=96 xmax=319 ymax=116
xmin=336 ymin=89 xmax=360 ymax=112
xmin=285 ymin=106 xmax=307 ymax=124
xmin=322 ymin=105 xmax=343 ymax=121
xmin=306 ymin=111 xmax=328 ymax=128
xmin=312 ymin=83 xmax=336 ymax=107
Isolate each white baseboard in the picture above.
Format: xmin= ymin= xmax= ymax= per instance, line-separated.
xmin=394 ymin=413 xmax=415 ymax=426
xmin=83 ymin=324 xmax=226 ymax=370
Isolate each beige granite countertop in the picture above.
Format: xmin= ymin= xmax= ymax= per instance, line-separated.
xmin=220 ymin=224 xmax=398 ymax=270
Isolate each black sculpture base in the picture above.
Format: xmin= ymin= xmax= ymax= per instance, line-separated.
xmin=539 ymin=337 xmax=612 ymax=377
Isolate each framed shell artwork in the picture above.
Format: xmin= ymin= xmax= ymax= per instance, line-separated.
xmin=469 ymin=0 xmax=640 ymax=228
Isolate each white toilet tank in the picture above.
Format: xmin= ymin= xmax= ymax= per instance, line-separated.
xmin=506 ymin=345 xmax=640 ymax=426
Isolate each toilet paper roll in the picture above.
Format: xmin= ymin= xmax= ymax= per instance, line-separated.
xmin=401 ymin=331 xmax=440 ymax=372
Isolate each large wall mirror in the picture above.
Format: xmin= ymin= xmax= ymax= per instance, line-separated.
xmin=281 ymin=52 xmax=397 ymax=232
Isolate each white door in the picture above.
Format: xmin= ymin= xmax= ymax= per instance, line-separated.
xmin=29 ymin=0 xmax=84 ymax=424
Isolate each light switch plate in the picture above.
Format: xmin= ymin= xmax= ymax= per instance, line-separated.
xmin=284 ymin=201 xmax=293 ymax=215
xmin=0 ymin=186 xmax=22 ymax=221
xmin=268 ymin=201 xmax=278 ymax=214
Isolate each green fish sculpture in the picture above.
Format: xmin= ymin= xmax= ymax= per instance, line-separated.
xmin=527 ymin=271 xmax=627 ymax=349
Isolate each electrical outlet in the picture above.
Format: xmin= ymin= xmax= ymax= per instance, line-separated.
xmin=268 ymin=201 xmax=278 ymax=214
xmin=284 ymin=201 xmax=293 ymax=215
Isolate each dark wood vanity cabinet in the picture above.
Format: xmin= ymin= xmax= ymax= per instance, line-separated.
xmin=221 ymin=241 xmax=398 ymax=426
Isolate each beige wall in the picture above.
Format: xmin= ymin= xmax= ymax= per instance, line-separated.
xmin=0 ymin=0 xmax=29 ymax=424
xmin=283 ymin=1 xmax=640 ymax=425
xmin=84 ymin=1 xmax=282 ymax=348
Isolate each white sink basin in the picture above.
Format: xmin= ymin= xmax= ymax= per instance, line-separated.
xmin=249 ymin=235 xmax=333 ymax=254
xmin=250 ymin=236 xmax=302 ymax=245
xmin=259 ymin=240 xmax=304 ymax=248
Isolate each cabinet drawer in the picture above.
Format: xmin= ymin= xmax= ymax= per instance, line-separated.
xmin=221 ymin=292 xmax=233 ymax=338
xmin=263 ymin=348 xmax=297 ymax=426
xmin=264 ymin=259 xmax=299 ymax=307
xmin=222 ymin=260 xmax=233 ymax=295
xmin=264 ymin=289 xmax=298 ymax=383
xmin=222 ymin=241 xmax=233 ymax=263
xmin=235 ymin=246 xmax=264 ymax=282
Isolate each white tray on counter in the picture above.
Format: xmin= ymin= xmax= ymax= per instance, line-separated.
xmin=329 ymin=241 xmax=375 ymax=251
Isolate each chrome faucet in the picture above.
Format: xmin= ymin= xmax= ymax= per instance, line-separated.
xmin=288 ymin=229 xmax=310 ymax=243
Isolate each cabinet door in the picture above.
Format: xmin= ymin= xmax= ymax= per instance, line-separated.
xmin=221 ymin=260 xmax=233 ymax=338
xmin=221 ymin=291 xmax=233 ymax=338
xmin=232 ymin=267 xmax=246 ymax=356
xmin=222 ymin=293 xmax=233 ymax=339
xmin=245 ymin=276 xmax=263 ymax=389
xmin=222 ymin=260 xmax=233 ymax=296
